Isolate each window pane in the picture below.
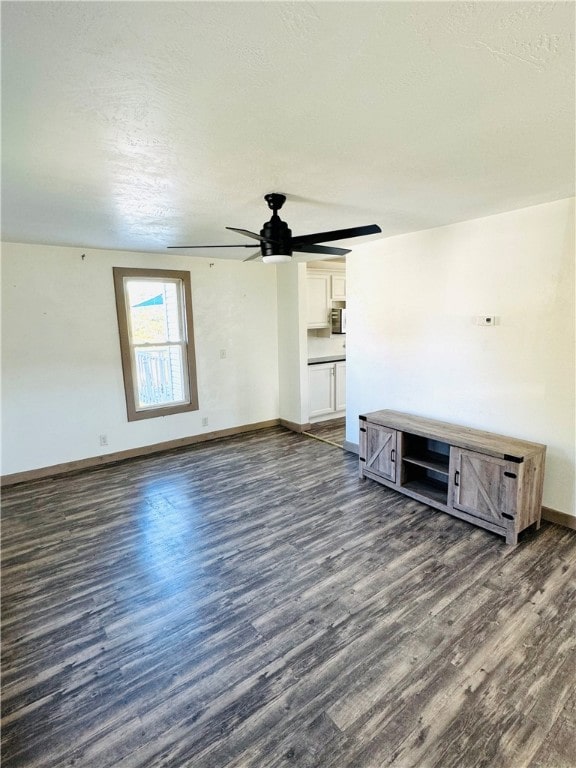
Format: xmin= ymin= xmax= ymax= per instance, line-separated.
xmin=134 ymin=346 xmax=188 ymax=408
xmin=126 ymin=280 xmax=183 ymax=345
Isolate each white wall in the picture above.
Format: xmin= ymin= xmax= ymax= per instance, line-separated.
xmin=1 ymin=243 xmax=279 ymax=475
xmin=276 ymin=262 xmax=309 ymax=426
xmin=347 ymin=198 xmax=575 ymax=517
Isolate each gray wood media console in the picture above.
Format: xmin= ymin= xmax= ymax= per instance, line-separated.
xmin=359 ymin=410 xmax=546 ymax=545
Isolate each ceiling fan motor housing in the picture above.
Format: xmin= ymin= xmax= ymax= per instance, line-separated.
xmin=260 ymin=217 xmax=292 ymax=257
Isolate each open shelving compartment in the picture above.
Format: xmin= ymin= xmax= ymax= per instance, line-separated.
xmin=401 ymin=434 xmax=450 ymax=505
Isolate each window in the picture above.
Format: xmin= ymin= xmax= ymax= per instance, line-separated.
xmin=113 ymin=267 xmax=198 ymax=421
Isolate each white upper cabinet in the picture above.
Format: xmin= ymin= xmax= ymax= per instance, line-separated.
xmin=331 ymin=273 xmax=346 ymax=301
xmin=306 ymin=273 xmax=331 ymax=328
xmin=306 ymin=264 xmax=346 ymax=329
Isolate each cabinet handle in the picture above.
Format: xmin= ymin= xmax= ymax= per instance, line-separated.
xmin=454 ymin=470 xmax=460 ymax=487
xmin=391 ymin=449 xmax=396 ymax=462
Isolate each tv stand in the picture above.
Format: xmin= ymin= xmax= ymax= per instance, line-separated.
xmin=359 ymin=410 xmax=546 ymax=546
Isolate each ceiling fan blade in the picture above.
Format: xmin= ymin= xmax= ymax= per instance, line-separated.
xmin=168 ymin=244 xmax=254 ymax=249
xmin=243 ymin=251 xmax=262 ymax=262
xmin=226 ymin=227 xmax=277 ymax=244
xmin=292 ymin=244 xmax=351 ymax=257
xmin=292 ymin=224 xmax=382 ymax=246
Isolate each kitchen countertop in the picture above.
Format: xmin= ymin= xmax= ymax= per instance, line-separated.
xmin=308 ymin=355 xmax=346 ymax=365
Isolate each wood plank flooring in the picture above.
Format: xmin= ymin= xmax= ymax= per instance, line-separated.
xmin=2 ymin=426 xmax=576 ymax=768
xmin=302 ymin=418 xmax=346 ymax=448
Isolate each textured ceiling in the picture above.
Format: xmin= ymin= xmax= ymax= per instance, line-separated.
xmin=2 ymin=1 xmax=574 ymax=258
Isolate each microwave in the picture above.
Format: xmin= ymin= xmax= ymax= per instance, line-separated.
xmin=331 ymin=308 xmax=346 ymax=334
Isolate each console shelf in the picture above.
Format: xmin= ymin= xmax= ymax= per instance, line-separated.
xmin=401 ymin=478 xmax=449 ymax=506
xmin=359 ymin=410 xmax=546 ymax=546
xmin=403 ymin=452 xmax=450 ymax=476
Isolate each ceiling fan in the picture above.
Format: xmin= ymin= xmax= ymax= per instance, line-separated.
xmin=168 ymin=193 xmax=382 ymax=263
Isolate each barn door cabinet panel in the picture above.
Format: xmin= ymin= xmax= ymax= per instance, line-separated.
xmin=359 ymin=410 xmax=546 ymax=546
xmin=359 ymin=422 xmax=398 ymax=482
xmin=451 ymin=449 xmax=517 ymax=525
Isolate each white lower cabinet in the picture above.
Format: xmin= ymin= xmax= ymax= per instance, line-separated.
xmin=309 ymin=364 xmax=334 ymax=417
xmin=309 ymin=361 xmax=346 ymax=419
xmin=335 ymin=361 xmax=346 ymax=411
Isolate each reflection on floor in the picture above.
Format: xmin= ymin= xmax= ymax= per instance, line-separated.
xmin=303 ymin=417 xmax=346 ymax=448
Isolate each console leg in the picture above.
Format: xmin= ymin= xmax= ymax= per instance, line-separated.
xmin=506 ymin=528 xmax=518 ymax=546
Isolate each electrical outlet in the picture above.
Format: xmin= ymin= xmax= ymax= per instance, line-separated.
xmin=202 ymin=417 xmax=209 ymax=427
xmin=99 ymin=434 xmax=108 ymax=447
xmin=220 ymin=349 xmax=227 ymax=359
xmin=476 ymin=315 xmax=497 ymax=326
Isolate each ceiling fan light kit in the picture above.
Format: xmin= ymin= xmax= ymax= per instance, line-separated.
xmin=169 ymin=193 xmax=382 ymax=262
xmin=262 ymin=254 xmax=292 ymax=264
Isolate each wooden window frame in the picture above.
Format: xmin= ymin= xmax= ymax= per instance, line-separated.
xmin=113 ymin=267 xmax=199 ymax=421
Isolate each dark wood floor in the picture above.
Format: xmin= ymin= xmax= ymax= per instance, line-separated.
xmin=303 ymin=418 xmax=346 ymax=448
xmin=2 ymin=426 xmax=575 ymax=768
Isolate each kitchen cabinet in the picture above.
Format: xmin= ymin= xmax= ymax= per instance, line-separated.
xmin=306 ymin=265 xmax=346 ymax=329
xmin=334 ymin=360 xmax=346 ymax=411
xmin=359 ymin=410 xmax=546 ymax=546
xmin=306 ymin=274 xmax=330 ymax=328
xmin=331 ymin=274 xmax=346 ymax=301
xmin=309 ymin=361 xmax=346 ymax=419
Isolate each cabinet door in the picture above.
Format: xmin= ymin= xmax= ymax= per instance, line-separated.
xmin=331 ymin=273 xmax=346 ymax=301
xmin=362 ymin=423 xmax=397 ymax=482
xmin=451 ymin=448 xmax=517 ymax=525
xmin=334 ymin=361 xmax=346 ymax=411
xmin=309 ymin=364 xmax=335 ymax=417
xmin=307 ymin=274 xmax=330 ymax=328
